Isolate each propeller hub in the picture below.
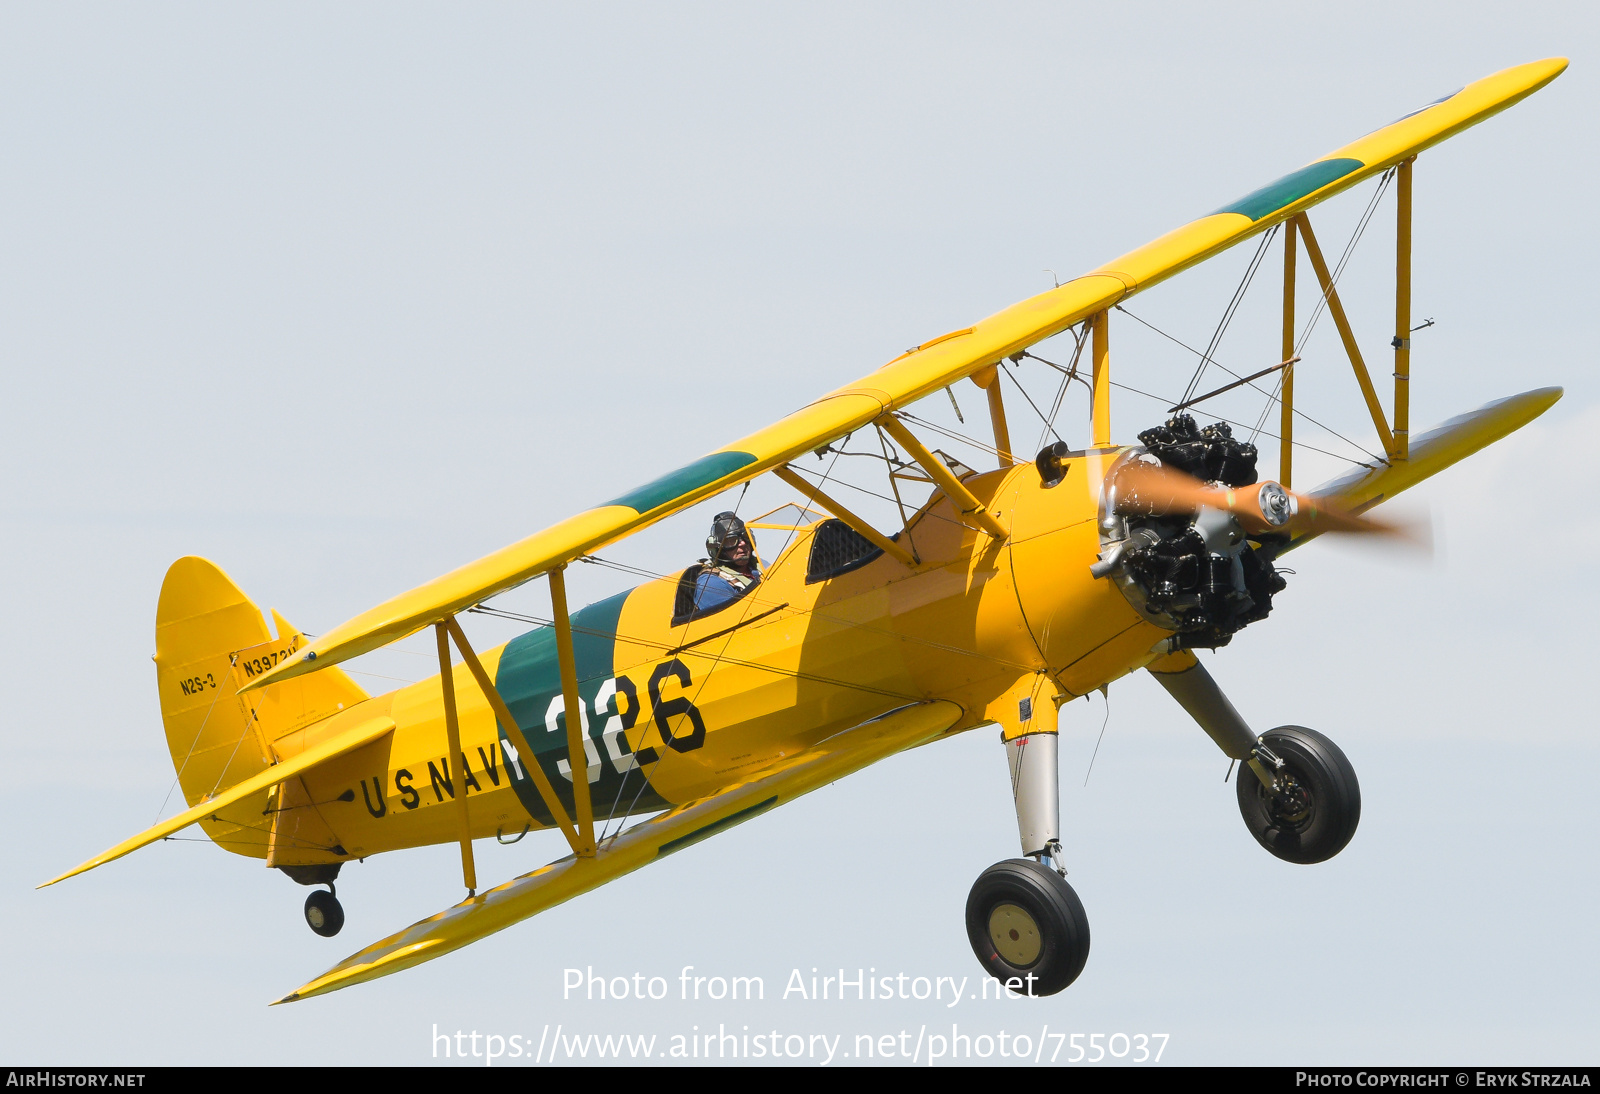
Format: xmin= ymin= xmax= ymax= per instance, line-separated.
xmin=1257 ymin=482 xmax=1297 ymax=527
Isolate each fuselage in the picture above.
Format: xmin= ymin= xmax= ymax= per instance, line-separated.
xmin=262 ymin=450 xmax=1168 ymax=865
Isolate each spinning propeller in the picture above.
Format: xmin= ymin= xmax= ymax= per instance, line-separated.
xmin=1111 ymin=460 xmax=1417 ymax=542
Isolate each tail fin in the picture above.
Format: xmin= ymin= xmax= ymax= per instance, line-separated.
xmin=154 ymin=557 xmax=368 ymax=859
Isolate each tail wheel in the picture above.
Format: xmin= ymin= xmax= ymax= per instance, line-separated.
xmin=304 ymin=887 xmax=345 ymax=937
xmin=1237 ymin=725 xmax=1361 ymax=864
xmin=964 ymin=859 xmax=1090 ymax=996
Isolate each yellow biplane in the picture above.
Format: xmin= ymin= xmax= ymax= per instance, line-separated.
xmin=44 ymin=58 xmax=1568 ymax=1002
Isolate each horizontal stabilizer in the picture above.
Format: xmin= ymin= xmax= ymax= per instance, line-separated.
xmin=40 ymin=714 xmax=395 ymax=888
xmin=276 ymin=700 xmax=963 ymax=1003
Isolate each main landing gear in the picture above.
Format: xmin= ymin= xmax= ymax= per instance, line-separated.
xmin=1149 ymin=655 xmax=1361 ymax=863
xmin=965 ymin=701 xmax=1092 ymax=996
xmin=967 ymin=660 xmax=1362 ymax=995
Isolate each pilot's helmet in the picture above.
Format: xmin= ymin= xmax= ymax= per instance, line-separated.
xmin=706 ymin=511 xmax=754 ymax=562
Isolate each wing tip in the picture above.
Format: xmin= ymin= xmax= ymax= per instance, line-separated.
xmin=38 ymin=862 xmax=93 ymax=889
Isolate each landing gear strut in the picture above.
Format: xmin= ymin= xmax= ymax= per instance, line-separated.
xmin=304 ymin=886 xmax=345 ymax=937
xmin=1148 ymin=656 xmax=1361 ymax=863
xmin=966 ymin=694 xmax=1091 ymax=996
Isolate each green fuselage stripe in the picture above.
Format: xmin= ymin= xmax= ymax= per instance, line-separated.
xmin=493 ymin=587 xmax=668 ymax=824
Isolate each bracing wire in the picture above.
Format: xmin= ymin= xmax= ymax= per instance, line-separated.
xmin=1001 ymin=362 xmax=1065 ymax=446
xmin=1116 ymin=304 xmax=1384 ymax=466
xmin=1295 ymin=169 xmax=1394 ymax=358
xmin=894 ymin=411 xmax=1004 ymax=463
xmin=1083 ymin=690 xmax=1111 ymax=786
xmin=1179 ymin=224 xmax=1280 ymax=405
xmin=875 ymin=424 xmax=914 ymax=535
xmin=154 ymin=652 xmax=238 ymax=824
xmin=1108 ymin=377 xmax=1379 ymax=469
xmin=1029 ymin=323 xmax=1092 ymax=451
xmin=1249 ymin=169 xmax=1395 ymax=445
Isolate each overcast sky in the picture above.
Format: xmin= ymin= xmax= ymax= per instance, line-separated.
xmin=3 ymin=2 xmax=1596 ymax=1067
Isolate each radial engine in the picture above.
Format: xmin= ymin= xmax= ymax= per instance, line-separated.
xmin=1092 ymin=413 xmax=1290 ymax=650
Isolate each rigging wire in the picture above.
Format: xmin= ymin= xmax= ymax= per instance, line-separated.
xmin=1000 ymin=360 xmax=1064 ymax=446
xmin=1179 ymin=224 xmax=1280 ymax=405
xmin=155 ymin=808 xmax=351 ymax=854
xmin=1250 ymin=169 xmax=1395 ymax=444
xmin=1110 ymin=377 xmax=1379 ymax=469
xmin=1025 ymin=323 xmax=1091 ymax=450
xmin=810 ymin=447 xmax=916 ymax=473
xmin=204 ymin=684 xmax=271 ymax=802
xmin=214 ymin=811 xmax=354 ymax=853
xmin=1083 ymin=689 xmax=1111 ymax=786
xmin=894 ymin=411 xmax=1004 ymax=463
xmin=154 ymin=651 xmax=238 ymax=824
xmin=1115 ymin=304 xmax=1385 ymax=466
xmin=781 ymin=458 xmax=971 ymax=534
xmin=1295 ymin=169 xmax=1394 ymax=358
xmin=346 ymin=668 xmax=420 ymax=685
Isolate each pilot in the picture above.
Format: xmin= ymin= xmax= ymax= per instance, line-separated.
xmin=694 ymin=511 xmax=761 ymax=612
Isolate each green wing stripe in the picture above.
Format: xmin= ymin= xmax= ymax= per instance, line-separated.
xmin=1214 ymin=157 xmax=1364 ymax=221
xmin=603 ymin=451 xmax=758 ymax=514
xmin=656 ymin=796 xmax=779 ymax=857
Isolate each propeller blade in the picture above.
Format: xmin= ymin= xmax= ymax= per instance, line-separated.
xmin=1111 ymin=461 xmax=1403 ymax=539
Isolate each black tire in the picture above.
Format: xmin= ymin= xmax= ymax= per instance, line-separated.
xmin=1236 ymin=725 xmax=1360 ymax=864
xmin=304 ymin=889 xmax=345 ymax=937
xmin=964 ymin=859 xmax=1090 ymax=996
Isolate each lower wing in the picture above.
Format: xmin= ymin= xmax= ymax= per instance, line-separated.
xmin=276 ymin=699 xmax=963 ymax=1003
xmin=1292 ymin=385 xmax=1561 ymax=546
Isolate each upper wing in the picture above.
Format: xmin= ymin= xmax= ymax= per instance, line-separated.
xmin=274 ymin=699 xmax=962 ymax=1002
xmin=248 ymin=58 xmax=1567 ymax=692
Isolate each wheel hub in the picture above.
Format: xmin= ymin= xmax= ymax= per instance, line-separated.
xmin=1267 ymin=775 xmax=1313 ymax=826
xmin=987 ymin=902 xmax=1043 ymax=967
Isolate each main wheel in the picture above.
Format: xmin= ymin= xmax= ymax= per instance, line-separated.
xmin=304 ymin=888 xmax=345 ymax=937
xmin=1236 ymin=725 xmax=1360 ymax=864
xmin=964 ymin=859 xmax=1090 ymax=996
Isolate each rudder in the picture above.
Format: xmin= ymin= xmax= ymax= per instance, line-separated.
xmin=154 ymin=557 xmax=368 ymax=860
